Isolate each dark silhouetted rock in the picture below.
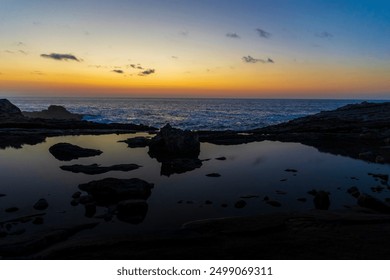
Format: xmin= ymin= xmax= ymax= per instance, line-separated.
xmin=347 ymin=187 xmax=360 ymax=198
xmin=79 ymin=178 xmax=154 ymax=203
xmin=358 ymin=194 xmax=390 ymax=213
xmin=0 ymin=99 xmax=25 ymax=121
xmin=234 ymin=200 xmax=247 ymax=209
xmin=297 ymin=198 xmax=307 ymax=202
xmin=5 ymin=207 xmax=19 ymax=213
xmin=0 ymin=194 xmax=6 ymax=197
xmin=149 ymin=124 xmax=200 ymax=159
xmin=49 ymin=143 xmax=102 ymax=161
xmin=72 ymin=191 xmax=82 ymax=199
xmin=307 ymin=189 xmax=318 ymax=196
xmin=215 ymin=157 xmax=227 ymax=161
xmin=120 ymin=137 xmax=151 ymax=148
xmin=285 ymin=168 xmax=298 ymax=173
xmin=240 ymin=195 xmax=259 ymax=199
xmin=313 ymin=191 xmax=330 ymax=210
xmin=368 ymin=173 xmax=389 ymax=183
xmin=205 ymin=200 xmax=213 ymax=205
xmin=206 ymin=173 xmax=221 ymax=177
xmin=60 ymin=163 xmax=141 ymax=175
xmin=267 ymin=200 xmax=281 ymax=207
xmin=84 ymin=203 xmax=96 ymax=218
xmin=160 ymin=158 xmax=202 ymax=176
xmin=33 ymin=199 xmax=48 ymax=210
xmin=116 ymin=200 xmax=148 ymax=224
xmin=23 ymin=105 xmax=83 ymax=120
xmin=78 ymin=195 xmax=95 ymax=205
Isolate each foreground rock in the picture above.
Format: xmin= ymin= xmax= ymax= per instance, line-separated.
xmin=149 ymin=124 xmax=200 ymax=159
xmin=60 ymin=163 xmax=141 ymax=175
xmin=78 ymin=178 xmax=154 ymax=203
xmin=49 ymin=143 xmax=103 ymax=161
xmin=23 ymin=105 xmax=83 ymax=121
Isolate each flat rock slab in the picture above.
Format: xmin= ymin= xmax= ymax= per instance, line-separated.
xmin=119 ymin=137 xmax=150 ymax=148
xmin=78 ymin=178 xmax=154 ymax=202
xmin=49 ymin=143 xmax=102 ymax=161
xmin=60 ymin=163 xmax=141 ymax=175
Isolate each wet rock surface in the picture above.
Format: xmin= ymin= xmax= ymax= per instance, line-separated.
xmin=33 ymin=199 xmax=49 ymax=210
xmin=60 ymin=163 xmax=141 ymax=175
xmin=49 ymin=143 xmax=103 ymax=161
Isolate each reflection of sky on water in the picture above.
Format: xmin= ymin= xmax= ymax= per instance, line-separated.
xmin=0 ymin=133 xmax=389 ymax=239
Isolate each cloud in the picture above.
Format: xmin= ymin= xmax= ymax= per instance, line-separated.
xmin=112 ymin=69 xmax=124 ymax=74
xmin=138 ymin=69 xmax=155 ymax=76
xmin=316 ymin=31 xmax=333 ymax=38
xmin=18 ymin=50 xmax=27 ymax=55
xmin=255 ymin=28 xmax=271 ymax=38
xmin=242 ymin=56 xmax=274 ymax=64
xmin=179 ymin=31 xmax=189 ymax=36
xmin=40 ymin=53 xmax=80 ymax=61
xmin=226 ymin=32 xmax=240 ymax=39
xmin=171 ymin=56 xmax=178 ymax=59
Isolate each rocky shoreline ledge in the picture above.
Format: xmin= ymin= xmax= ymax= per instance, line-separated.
xmin=1 ymin=98 xmax=390 ymax=259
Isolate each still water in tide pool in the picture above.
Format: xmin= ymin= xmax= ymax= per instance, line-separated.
xmin=0 ymin=133 xmax=390 ymax=238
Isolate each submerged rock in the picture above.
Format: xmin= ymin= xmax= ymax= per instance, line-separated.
xmin=347 ymin=187 xmax=360 ymax=198
xmin=33 ymin=199 xmax=49 ymax=210
xmin=149 ymin=124 xmax=200 ymax=159
xmin=215 ymin=157 xmax=227 ymax=161
xmin=78 ymin=178 xmax=154 ymax=203
xmin=60 ymin=163 xmax=141 ymax=175
xmin=5 ymin=207 xmax=19 ymax=213
xmin=234 ymin=200 xmax=247 ymax=209
xmin=266 ymin=200 xmax=282 ymax=207
xmin=49 ymin=143 xmax=103 ymax=161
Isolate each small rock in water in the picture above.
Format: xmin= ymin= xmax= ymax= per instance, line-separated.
xmin=177 ymin=200 xmax=183 ymax=204
xmin=285 ymin=169 xmax=298 ymax=173
xmin=0 ymin=194 xmax=6 ymax=197
xmin=263 ymin=196 xmax=270 ymax=201
xmin=205 ymin=200 xmax=213 ymax=205
xmin=368 ymin=173 xmax=389 ymax=182
xmin=72 ymin=191 xmax=82 ymax=199
xmin=234 ymin=200 xmax=246 ymax=208
xmin=267 ymin=200 xmax=281 ymax=207
xmin=313 ymin=191 xmax=330 ymax=210
xmin=33 ymin=198 xmax=49 ymax=210
xmin=221 ymin=203 xmax=228 ymax=208
xmin=186 ymin=201 xmax=194 ymax=204
xmin=240 ymin=195 xmax=259 ymax=199
xmin=297 ymin=198 xmax=307 ymax=202
xmin=5 ymin=207 xmax=19 ymax=213
xmin=280 ymin=179 xmax=287 ymax=182
xmin=215 ymin=157 xmax=227 ymax=161
xmin=206 ymin=173 xmax=221 ymax=177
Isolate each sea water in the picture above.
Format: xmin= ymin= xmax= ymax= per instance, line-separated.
xmin=8 ymin=97 xmax=368 ymax=130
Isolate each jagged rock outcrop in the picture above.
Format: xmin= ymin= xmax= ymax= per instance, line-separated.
xmin=0 ymin=99 xmax=25 ymax=121
xmin=23 ymin=105 xmax=83 ymax=120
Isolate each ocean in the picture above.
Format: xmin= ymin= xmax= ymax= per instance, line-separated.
xmin=9 ymin=97 xmax=369 ymax=130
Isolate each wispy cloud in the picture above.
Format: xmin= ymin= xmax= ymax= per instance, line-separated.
xmin=40 ymin=53 xmax=80 ymax=62
xmin=112 ymin=69 xmax=124 ymax=74
xmin=129 ymin=64 xmax=144 ymax=70
xmin=242 ymin=56 xmax=274 ymax=64
xmin=255 ymin=28 xmax=271 ymax=39
xmin=316 ymin=31 xmax=333 ymax=38
xmin=138 ymin=69 xmax=155 ymax=76
xmin=226 ymin=32 xmax=240 ymax=39
xmin=171 ymin=56 xmax=178 ymax=59
xmin=179 ymin=31 xmax=189 ymax=36
xmin=18 ymin=50 xmax=27 ymax=55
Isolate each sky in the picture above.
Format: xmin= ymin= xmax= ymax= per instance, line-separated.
xmin=0 ymin=0 xmax=389 ymax=98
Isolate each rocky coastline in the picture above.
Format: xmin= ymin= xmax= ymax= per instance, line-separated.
xmin=1 ymin=98 xmax=390 ymax=259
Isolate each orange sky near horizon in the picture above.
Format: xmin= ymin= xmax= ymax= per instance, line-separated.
xmin=1 ymin=0 xmax=389 ymax=99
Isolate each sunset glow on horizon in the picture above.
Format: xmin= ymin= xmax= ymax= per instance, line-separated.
xmin=1 ymin=0 xmax=389 ymax=99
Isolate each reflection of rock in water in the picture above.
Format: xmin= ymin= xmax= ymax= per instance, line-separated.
xmin=148 ymin=124 xmax=202 ymax=176
xmin=75 ymin=177 xmax=154 ymax=224
xmin=160 ymin=158 xmax=202 ymax=176
xmin=60 ymin=163 xmax=141 ymax=175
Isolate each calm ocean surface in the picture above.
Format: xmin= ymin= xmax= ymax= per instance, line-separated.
xmin=8 ymin=97 xmax=370 ymax=130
